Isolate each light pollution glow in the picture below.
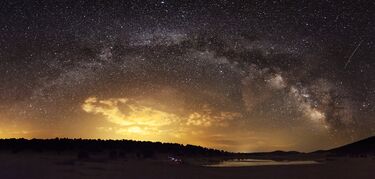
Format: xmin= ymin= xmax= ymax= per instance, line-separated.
xmin=80 ymin=96 xmax=246 ymax=151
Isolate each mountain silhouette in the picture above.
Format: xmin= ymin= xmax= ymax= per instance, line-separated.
xmin=311 ymin=136 xmax=375 ymax=156
xmin=326 ymin=136 xmax=375 ymax=155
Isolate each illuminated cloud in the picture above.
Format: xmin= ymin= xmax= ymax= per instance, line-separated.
xmin=82 ymin=97 xmax=243 ymax=147
xmin=187 ymin=112 xmax=213 ymax=127
xmin=186 ymin=105 xmax=241 ymax=127
xmin=82 ymin=97 xmax=176 ymax=127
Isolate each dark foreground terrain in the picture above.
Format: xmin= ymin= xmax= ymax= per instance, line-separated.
xmin=0 ymin=137 xmax=374 ymax=179
xmin=0 ymin=153 xmax=374 ymax=179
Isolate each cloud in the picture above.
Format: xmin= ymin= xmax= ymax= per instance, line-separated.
xmin=82 ymin=97 xmax=176 ymax=127
xmin=83 ymin=97 xmax=240 ymax=128
xmin=186 ymin=110 xmax=241 ymax=127
xmin=82 ymin=96 xmax=243 ymax=147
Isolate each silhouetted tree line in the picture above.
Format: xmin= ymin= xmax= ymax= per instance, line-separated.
xmin=0 ymin=138 xmax=229 ymax=157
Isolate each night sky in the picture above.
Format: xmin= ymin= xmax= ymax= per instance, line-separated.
xmin=0 ymin=0 xmax=374 ymax=152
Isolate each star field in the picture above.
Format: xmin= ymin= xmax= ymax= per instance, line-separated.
xmin=0 ymin=0 xmax=374 ymax=152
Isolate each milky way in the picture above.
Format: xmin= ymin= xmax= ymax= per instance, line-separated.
xmin=0 ymin=0 xmax=374 ymax=152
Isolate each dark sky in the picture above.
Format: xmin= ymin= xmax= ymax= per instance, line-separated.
xmin=0 ymin=0 xmax=374 ymax=152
